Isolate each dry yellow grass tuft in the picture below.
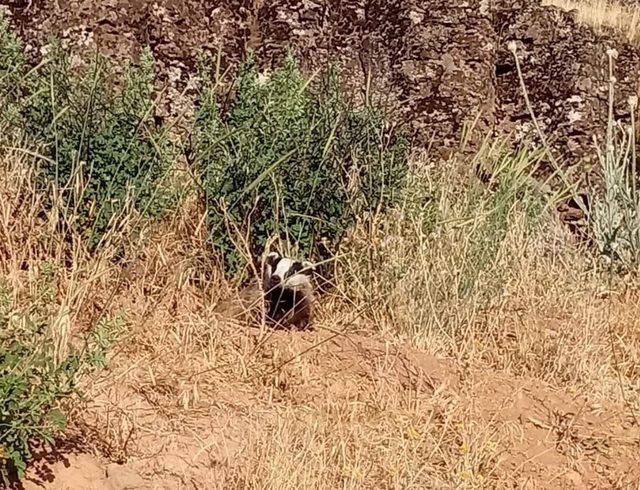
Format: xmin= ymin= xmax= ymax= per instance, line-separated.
xmin=3 ymin=140 xmax=639 ymax=487
xmin=546 ymin=0 xmax=640 ymax=43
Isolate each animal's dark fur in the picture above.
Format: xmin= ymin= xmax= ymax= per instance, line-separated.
xmin=263 ymin=252 xmax=314 ymax=330
xmin=265 ymin=286 xmax=312 ymax=329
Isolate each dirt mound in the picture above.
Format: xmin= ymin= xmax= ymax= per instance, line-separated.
xmin=1 ymin=0 xmax=638 ymax=164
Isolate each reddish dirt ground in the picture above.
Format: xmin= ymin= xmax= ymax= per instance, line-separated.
xmin=19 ymin=327 xmax=640 ymax=489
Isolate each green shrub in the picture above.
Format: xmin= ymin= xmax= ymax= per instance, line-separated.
xmin=0 ymin=271 xmax=122 ymax=484
xmin=194 ymin=53 xmax=408 ymax=276
xmin=0 ymin=17 xmax=174 ymax=249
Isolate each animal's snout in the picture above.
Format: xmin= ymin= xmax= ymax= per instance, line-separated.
xmin=270 ymin=275 xmax=283 ymax=287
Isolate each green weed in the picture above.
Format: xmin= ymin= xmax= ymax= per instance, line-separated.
xmin=0 ymin=271 xmax=123 ymax=483
xmin=194 ymin=53 xmax=408 ymax=276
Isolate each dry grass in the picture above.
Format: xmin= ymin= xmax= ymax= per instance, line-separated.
xmin=0 ymin=149 xmax=118 ymax=348
xmin=333 ymin=142 xmax=640 ymax=408
xmin=545 ymin=0 xmax=640 ymax=43
xmin=3 ymin=140 xmax=640 ymax=488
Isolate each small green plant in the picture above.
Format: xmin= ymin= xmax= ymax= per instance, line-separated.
xmin=0 ymin=272 xmax=123 ymax=483
xmin=194 ymin=53 xmax=408 ymax=276
xmin=583 ymin=49 xmax=640 ymax=273
xmin=589 ymin=116 xmax=640 ymax=271
xmin=589 ymin=56 xmax=640 ymax=272
xmin=0 ymin=16 xmax=174 ymax=249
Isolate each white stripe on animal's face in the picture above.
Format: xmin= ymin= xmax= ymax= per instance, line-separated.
xmin=272 ymin=258 xmax=296 ymax=281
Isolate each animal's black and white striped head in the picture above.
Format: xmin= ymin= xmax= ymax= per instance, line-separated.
xmin=263 ymin=251 xmax=315 ymax=291
xmin=262 ymin=251 xmax=316 ymax=329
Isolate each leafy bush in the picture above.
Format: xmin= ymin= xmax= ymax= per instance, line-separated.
xmin=194 ymin=54 xmax=408 ymax=275
xmin=0 ymin=16 xmax=173 ymax=249
xmin=0 ymin=270 xmax=122 ymax=483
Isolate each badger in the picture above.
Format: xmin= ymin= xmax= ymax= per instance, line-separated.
xmin=262 ymin=251 xmax=315 ymax=330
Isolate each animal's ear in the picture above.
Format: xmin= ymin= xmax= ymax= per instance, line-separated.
xmin=265 ymin=251 xmax=280 ymax=267
xmin=262 ymin=252 xmax=280 ymax=280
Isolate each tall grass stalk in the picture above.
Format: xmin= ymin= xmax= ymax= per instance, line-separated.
xmin=333 ymin=140 xmax=545 ymax=352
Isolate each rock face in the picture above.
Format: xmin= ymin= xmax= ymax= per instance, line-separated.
xmin=1 ymin=0 xmax=639 ymax=166
xmin=494 ymin=0 xmax=640 ymax=168
xmin=254 ymin=0 xmax=497 ymax=152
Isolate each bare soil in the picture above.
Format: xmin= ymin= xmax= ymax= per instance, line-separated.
xmin=20 ymin=324 xmax=640 ymax=489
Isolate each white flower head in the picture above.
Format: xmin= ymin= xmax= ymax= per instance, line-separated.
xmin=257 ymin=71 xmax=270 ymax=86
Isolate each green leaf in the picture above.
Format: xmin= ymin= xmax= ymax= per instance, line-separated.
xmin=47 ymin=408 xmax=67 ymax=429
